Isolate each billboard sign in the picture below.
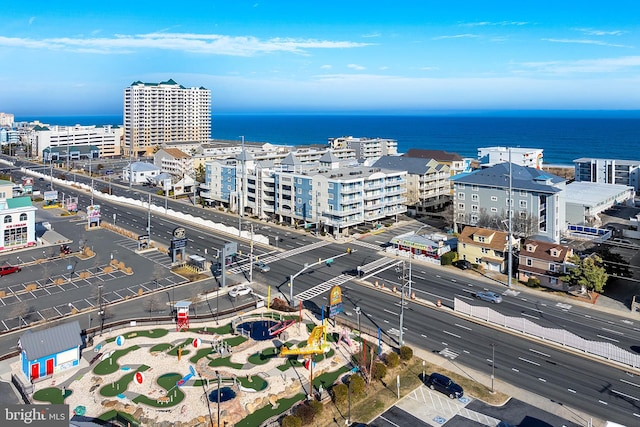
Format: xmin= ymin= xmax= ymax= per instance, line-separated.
xmin=43 ymin=191 xmax=58 ymax=201
xmin=87 ymin=205 xmax=101 ymax=218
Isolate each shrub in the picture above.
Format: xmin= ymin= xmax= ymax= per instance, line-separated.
xmin=440 ymin=251 xmax=456 ymax=266
xmin=331 ymin=383 xmax=348 ymax=405
xmin=526 ymin=277 xmax=541 ymax=288
xmin=293 ymin=403 xmax=315 ymax=424
xmin=386 ymin=352 xmax=400 ymax=368
xmin=349 ymin=374 xmax=365 ymax=396
xmin=281 ymin=414 xmax=302 ymax=427
xmin=371 ymin=361 xmax=387 ymax=381
xmin=308 ymin=399 xmax=323 ymax=416
xmin=399 ymin=345 xmax=413 ymax=361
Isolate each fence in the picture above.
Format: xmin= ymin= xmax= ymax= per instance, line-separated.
xmin=454 ymin=297 xmax=640 ymax=368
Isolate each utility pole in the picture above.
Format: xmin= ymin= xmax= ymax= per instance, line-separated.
xmin=249 ymin=223 xmax=254 ymax=284
xmin=238 ymin=135 xmax=245 ymax=237
xmin=507 ymin=148 xmax=513 ymax=288
xmin=146 ymin=193 xmax=151 ymax=234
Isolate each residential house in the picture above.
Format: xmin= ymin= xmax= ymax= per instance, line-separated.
xmin=122 ymin=161 xmax=161 ymax=185
xmin=518 ymin=239 xmax=574 ymax=290
xmin=457 ymin=226 xmax=519 ymax=272
xmin=154 ymin=148 xmax=194 ymax=178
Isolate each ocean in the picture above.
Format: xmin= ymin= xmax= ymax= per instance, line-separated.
xmin=15 ymin=113 xmax=640 ymax=166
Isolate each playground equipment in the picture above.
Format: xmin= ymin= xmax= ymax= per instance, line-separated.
xmin=268 ymin=319 xmax=296 ymax=338
xmin=177 ymin=365 xmax=196 ymax=387
xmin=338 ymin=328 xmax=353 ymax=347
xmin=279 ymin=322 xmax=330 ymax=357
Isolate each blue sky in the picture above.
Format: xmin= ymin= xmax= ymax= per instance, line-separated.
xmin=3 ymin=1 xmax=640 ymax=115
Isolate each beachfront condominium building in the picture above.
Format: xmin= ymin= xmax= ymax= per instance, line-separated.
xmin=478 ymin=147 xmax=544 ymax=169
xmin=328 ymin=136 xmax=398 ymax=160
xmin=573 ymin=157 xmax=640 ymax=192
xmin=123 ymin=79 xmax=211 ymax=157
xmin=0 ymin=113 xmax=14 ymax=127
xmin=201 ymin=151 xmax=407 ymax=237
xmin=451 ymin=163 xmax=567 ymax=243
xmin=29 ymin=124 xmax=123 ymax=159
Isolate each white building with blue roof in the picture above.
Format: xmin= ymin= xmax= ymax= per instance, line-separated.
xmin=122 ymin=161 xmax=161 ymax=185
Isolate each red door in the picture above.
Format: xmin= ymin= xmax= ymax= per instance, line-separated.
xmin=31 ymin=363 xmax=39 ymax=380
xmin=46 ymin=359 xmax=54 ymax=375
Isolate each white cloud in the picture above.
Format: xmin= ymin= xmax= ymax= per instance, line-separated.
xmin=347 ymin=64 xmax=365 ymax=70
xmin=574 ymin=28 xmax=624 ymax=36
xmin=432 ymin=34 xmax=479 ymax=40
xmin=0 ymin=32 xmax=371 ymax=56
xmin=320 ymin=64 xmax=332 ymax=69
xmin=543 ymin=38 xmax=630 ymax=48
xmin=519 ymin=55 xmax=640 ymax=74
xmin=459 ymin=21 xmax=528 ymax=27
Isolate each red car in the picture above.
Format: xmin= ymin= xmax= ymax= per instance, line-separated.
xmin=0 ymin=265 xmax=21 ymax=276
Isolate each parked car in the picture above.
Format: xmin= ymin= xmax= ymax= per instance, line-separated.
xmin=453 ymin=259 xmax=472 ymax=270
xmin=426 ymin=373 xmax=464 ymax=399
xmin=254 ymin=261 xmax=270 ymax=273
xmin=229 ymin=284 xmax=252 ymax=298
xmin=475 ymin=290 xmax=503 ymax=303
xmin=0 ymin=265 xmax=21 ymax=276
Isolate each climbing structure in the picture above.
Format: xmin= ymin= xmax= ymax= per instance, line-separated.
xmin=279 ymin=322 xmax=330 ymax=357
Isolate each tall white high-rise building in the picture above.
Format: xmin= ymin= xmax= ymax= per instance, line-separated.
xmin=123 ymin=79 xmax=211 ymax=157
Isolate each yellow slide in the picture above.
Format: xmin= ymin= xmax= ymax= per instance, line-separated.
xmin=279 ymin=324 xmax=330 ymax=357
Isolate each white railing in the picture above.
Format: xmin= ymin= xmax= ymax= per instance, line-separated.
xmin=454 ymin=298 xmax=640 ymax=368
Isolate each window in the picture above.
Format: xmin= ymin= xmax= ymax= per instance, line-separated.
xmin=506 ymin=198 xmax=513 ymax=206
xmin=457 ymin=183 xmax=465 ymax=189
xmin=19 ymin=213 xmax=27 ymax=221
xmin=490 ymin=207 xmax=498 ymax=213
xmin=520 ymin=200 xmax=527 ymax=208
xmin=475 ymin=257 xmax=482 ymax=264
xmin=458 ymin=203 xmax=465 ymax=210
xmin=470 ymin=214 xmax=478 ymax=223
xmin=520 ymin=190 xmax=527 ymax=196
xmin=526 ymin=258 xmax=532 ymax=266
xmin=491 ymin=196 xmax=498 ymax=201
xmin=3 ymin=215 xmax=11 ymax=224
xmin=550 ymin=277 xmax=557 ymax=285
xmin=549 ymin=263 xmax=556 ymax=272
xmin=297 ymin=178 xmax=302 ymax=184
xmin=297 ymin=198 xmax=302 ymax=204
xmin=457 ymin=193 xmax=465 ymax=200
xmin=471 ymin=194 xmax=478 ymax=202
xmin=477 ymin=236 xmax=485 ymax=243
xmin=472 ymin=185 xmax=479 ymax=191
xmin=471 ymin=205 xmax=478 ymax=212
xmin=328 ymin=183 xmax=334 ymax=189
xmin=297 ymin=188 xmax=302 ymax=194
xmin=481 ymin=247 xmax=489 ymax=254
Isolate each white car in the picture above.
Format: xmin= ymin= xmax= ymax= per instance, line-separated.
xmin=254 ymin=261 xmax=270 ymax=273
xmin=229 ymin=284 xmax=252 ymax=298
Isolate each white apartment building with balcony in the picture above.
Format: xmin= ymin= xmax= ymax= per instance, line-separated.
xmin=574 ymin=157 xmax=640 ymax=192
xmin=200 ymin=150 xmax=407 ymax=237
xmin=154 ymin=148 xmax=194 ymax=178
xmin=123 ymin=79 xmax=211 ymax=157
xmin=478 ymin=146 xmax=544 ymax=169
xmin=328 ymin=136 xmax=398 ymax=160
xmin=29 ymin=124 xmax=123 ymax=159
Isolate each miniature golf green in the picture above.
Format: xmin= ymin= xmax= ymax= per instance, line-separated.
xmin=132 ymin=372 xmax=185 ymax=407
xmin=99 ymin=365 xmax=150 ymax=397
xmin=93 ymin=345 xmax=140 ymax=375
xmin=33 ymin=387 xmax=72 ymax=404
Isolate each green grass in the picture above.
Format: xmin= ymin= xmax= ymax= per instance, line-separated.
xmin=313 ymin=365 xmax=350 ymax=390
xmin=93 ymin=345 xmax=140 ymax=375
xmin=207 ymin=356 xmax=244 ymax=369
xmin=234 ymin=393 xmax=305 ymax=427
xmin=98 ymin=410 xmax=140 ymax=426
xmin=104 ymin=329 xmax=168 ymax=343
xmin=167 ymin=339 xmax=192 ymax=356
xmin=247 ymin=347 xmax=279 ymax=365
xmin=189 ymin=347 xmax=215 ymax=363
xmin=132 ymin=372 xmax=185 ymax=407
xmin=237 ymin=375 xmax=268 ymax=391
xmin=99 ymin=365 xmax=150 ymax=397
xmin=149 ymin=343 xmax=172 ymax=352
xmin=277 ymin=357 xmax=303 ymax=371
xmin=224 ymin=336 xmax=248 ymax=347
xmin=313 ymin=348 xmax=335 ymax=362
xmin=188 ymin=324 xmax=233 ymax=334
xmin=33 ymin=387 xmax=72 ymax=404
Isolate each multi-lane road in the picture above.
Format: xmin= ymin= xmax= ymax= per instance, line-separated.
xmin=3 ymin=158 xmax=640 ymax=425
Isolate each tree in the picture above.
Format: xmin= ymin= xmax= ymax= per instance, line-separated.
xmin=595 ymin=246 xmax=632 ymax=278
xmin=281 ymin=415 xmax=302 ymax=427
xmin=331 ymin=383 xmax=348 ymax=405
xmin=385 ymin=352 xmax=399 ymax=368
xmin=371 ymin=362 xmax=387 ymax=381
xmin=399 ymin=345 xmax=413 ymax=361
xmin=195 ymin=164 xmax=206 ymax=183
xmin=561 ymin=254 xmax=608 ymax=295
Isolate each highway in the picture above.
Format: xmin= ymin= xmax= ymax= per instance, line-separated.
xmin=3 ymin=157 xmax=640 ymax=425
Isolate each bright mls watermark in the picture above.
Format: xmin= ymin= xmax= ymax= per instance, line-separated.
xmin=1 ymin=405 xmax=68 ymax=426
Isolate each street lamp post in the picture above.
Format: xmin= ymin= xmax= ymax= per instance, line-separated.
xmin=215 ymin=370 xmax=222 ymax=427
xmin=354 ymin=306 xmax=361 ymax=336
xmin=346 ymin=377 xmax=351 ymax=425
xmin=238 ymin=135 xmax=245 ymax=237
xmin=490 ymin=343 xmax=496 ymax=393
xmin=398 ymin=260 xmax=412 ymax=347
xmin=146 ymin=193 xmax=151 ymax=234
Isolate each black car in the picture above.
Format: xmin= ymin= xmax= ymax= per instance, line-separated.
xmin=453 ymin=259 xmax=472 ymax=270
xmin=426 ymin=373 xmax=464 ymax=399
